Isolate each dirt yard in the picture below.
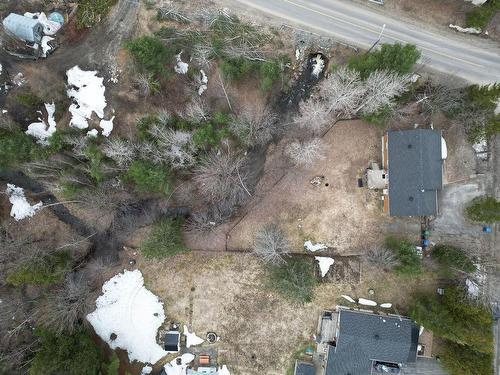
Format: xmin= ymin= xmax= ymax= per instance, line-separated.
xmin=131 ymin=250 xmax=441 ymax=375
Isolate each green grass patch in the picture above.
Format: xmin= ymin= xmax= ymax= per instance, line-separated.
xmin=141 ymin=218 xmax=188 ymax=260
xmin=466 ymin=0 xmax=500 ymax=29
xmin=6 ymin=251 xmax=71 ymax=287
xmin=268 ymin=257 xmax=317 ymax=303
xmin=16 ymin=92 xmax=44 ymax=109
xmin=76 ymin=0 xmax=118 ymax=29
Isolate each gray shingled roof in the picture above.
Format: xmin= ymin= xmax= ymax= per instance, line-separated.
xmin=295 ymin=362 xmax=315 ymax=375
xmin=326 ymin=310 xmax=420 ymax=375
xmin=387 ymin=129 xmax=443 ymax=217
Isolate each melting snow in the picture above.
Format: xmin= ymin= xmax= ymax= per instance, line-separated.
xmin=67 ymin=66 xmax=107 ymax=129
xmin=99 ymin=116 xmax=115 ymax=137
xmin=40 ymin=36 xmax=54 ymax=57
xmin=449 ymin=24 xmax=481 ymax=34
xmin=175 ymin=52 xmax=189 ymax=74
xmin=26 ymin=102 xmax=57 ymax=145
xmin=5 ymin=184 xmax=43 ymax=221
xmin=141 ymin=366 xmax=153 ymax=375
xmin=315 ymin=256 xmax=334 ymax=277
xmin=183 ymin=325 xmax=204 ymax=348
xmin=380 ymin=303 xmax=392 ymax=308
xmin=441 ymin=137 xmax=447 ymax=160
xmin=219 ymin=366 xmax=231 ymax=375
xmin=358 ymin=298 xmax=377 ymax=306
xmin=87 ymin=129 xmax=99 ymax=137
xmin=341 ymin=295 xmax=356 ymax=303
xmin=304 ymin=240 xmax=328 ymax=252
xmin=311 ymin=54 xmax=325 ymax=78
xmin=472 ymin=140 xmax=488 ymax=160
xmin=163 ymin=353 xmax=195 ymax=375
xmin=198 ymin=70 xmax=208 ymax=95
xmin=86 ymin=269 xmax=167 ymax=364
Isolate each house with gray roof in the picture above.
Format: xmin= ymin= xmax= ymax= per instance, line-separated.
xmin=325 ymin=309 xmax=420 ymax=374
xmin=381 ymin=129 xmax=446 ymax=217
xmin=2 ymin=13 xmax=44 ymax=44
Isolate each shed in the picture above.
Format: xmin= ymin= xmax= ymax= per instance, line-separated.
xmin=164 ymin=331 xmax=180 ymax=352
xmin=3 ymin=13 xmax=44 ymax=44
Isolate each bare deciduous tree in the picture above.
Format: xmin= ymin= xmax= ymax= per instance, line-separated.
xmin=147 ymin=126 xmax=197 ymax=169
xmin=419 ymin=82 xmax=464 ymax=118
xmin=157 ymin=109 xmax=171 ymax=127
xmin=319 ymin=66 xmax=365 ymax=116
xmin=366 ymin=247 xmax=399 ymax=269
xmin=193 ymin=151 xmax=251 ymax=209
xmin=133 ymin=73 xmax=159 ymax=97
xmin=157 ymin=5 xmax=192 ymax=23
xmin=34 ymin=274 xmax=93 ymax=335
xmin=103 ymin=138 xmax=136 ymax=168
xmin=185 ymin=203 xmax=231 ymax=235
xmin=192 ymin=44 xmax=215 ymax=68
xmin=230 ymin=106 xmax=278 ymax=147
xmin=253 ymin=224 xmax=291 ymax=265
xmin=285 ymin=138 xmax=324 ymax=166
xmin=293 ymin=99 xmax=332 ymax=135
xmin=358 ymin=70 xmax=411 ymax=114
xmin=180 ymin=97 xmax=209 ymax=123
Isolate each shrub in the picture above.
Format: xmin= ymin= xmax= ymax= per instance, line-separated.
xmin=253 ymin=224 xmax=291 ymax=265
xmin=386 ymin=237 xmax=422 ymax=276
xmin=29 ymin=328 xmax=102 ymax=375
xmin=136 ymin=115 xmax=159 ymax=140
xmin=0 ymin=129 xmax=41 ymax=168
xmin=141 ymin=218 xmax=187 ymax=259
xmin=84 ymin=144 xmax=105 ymax=184
xmin=192 ymin=122 xmax=230 ymax=148
xmin=349 ymin=43 xmax=421 ymax=79
xmin=125 ymin=36 xmax=175 ymax=76
xmin=433 ymin=245 xmax=477 ymax=274
xmin=105 ymin=353 xmax=120 ymax=375
xmin=268 ymin=258 xmax=317 ymax=302
xmin=16 ymin=92 xmax=43 ymax=109
xmin=259 ymin=56 xmax=289 ymax=92
xmin=442 ymin=341 xmax=494 ymax=375
xmin=467 ymin=83 xmax=500 ymax=111
xmin=6 ymin=251 xmax=71 ymax=287
xmin=466 ymin=196 xmax=500 ymax=223
xmin=125 ymin=159 xmax=172 ymax=196
xmin=220 ymin=57 xmax=260 ymax=81
xmin=76 ymin=0 xmax=118 ymax=28
xmin=466 ymin=0 xmax=500 ymax=29
xmin=410 ymin=286 xmax=494 ymax=354
xmin=361 ymin=106 xmax=393 ymax=128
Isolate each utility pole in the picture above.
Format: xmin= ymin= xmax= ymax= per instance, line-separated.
xmin=367 ymin=23 xmax=386 ymax=54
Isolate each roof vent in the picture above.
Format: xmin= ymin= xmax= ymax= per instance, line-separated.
xmin=374 ymin=334 xmax=380 ymax=340
xmin=408 ymin=144 xmax=412 ymax=149
xmin=409 ymin=196 xmax=414 ymax=202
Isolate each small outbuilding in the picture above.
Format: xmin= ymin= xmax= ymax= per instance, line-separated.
xmin=2 ymin=13 xmax=44 ymax=44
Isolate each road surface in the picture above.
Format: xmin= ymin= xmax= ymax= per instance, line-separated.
xmin=234 ymin=0 xmax=500 ymax=84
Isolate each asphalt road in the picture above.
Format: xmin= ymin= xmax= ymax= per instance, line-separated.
xmin=234 ymin=0 xmax=500 ymax=84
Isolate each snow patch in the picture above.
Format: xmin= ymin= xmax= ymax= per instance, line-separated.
xmin=311 ymin=54 xmax=325 ymax=78
xmin=67 ymin=66 xmax=107 ymax=130
xmin=175 ymin=52 xmax=189 ymax=74
xmin=358 ymin=298 xmax=377 ymax=306
xmin=380 ymin=303 xmax=392 ymax=308
xmin=26 ymin=102 xmax=57 ymax=145
xmin=40 ymin=36 xmax=54 ymax=57
xmin=304 ymin=240 xmax=328 ymax=252
xmin=495 ymin=100 xmax=500 ymax=115
xmin=183 ymin=325 xmax=204 ymax=348
xmin=472 ymin=140 xmax=488 ymax=159
xmin=315 ymin=256 xmax=334 ymax=277
xmin=219 ymin=365 xmax=231 ymax=375
xmin=5 ymin=184 xmax=43 ymax=221
xmin=163 ymin=353 xmax=195 ymax=375
xmin=198 ymin=70 xmax=208 ymax=95
xmin=87 ymin=129 xmax=99 ymax=137
xmin=465 ymin=0 xmax=487 ymax=5
xmin=341 ymin=295 xmax=356 ymax=303
xmin=441 ymin=137 xmax=447 ymax=160
xmin=141 ymin=366 xmax=153 ymax=375
xmin=99 ymin=116 xmax=115 ymax=137
xmin=449 ymin=24 xmax=481 ymax=34
xmin=466 ymin=279 xmax=480 ymax=297
xmin=86 ymin=269 xmax=167 ymax=364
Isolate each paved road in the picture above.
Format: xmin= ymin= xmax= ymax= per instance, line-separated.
xmin=234 ymin=0 xmax=500 ymax=84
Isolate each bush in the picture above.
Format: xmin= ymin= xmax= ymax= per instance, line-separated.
xmin=466 ymin=0 xmax=500 ymax=29
xmin=0 ymin=129 xmax=41 ymax=168
xmin=466 ymin=196 xmax=500 ymax=223
xmin=410 ymin=286 xmax=494 ymax=354
xmin=6 ymin=251 xmax=71 ymax=287
xmin=105 ymin=353 xmax=120 ymax=375
xmin=361 ymin=106 xmax=393 ymax=128
xmin=126 ymin=36 xmax=175 ymax=76
xmin=467 ymin=83 xmax=500 ymax=111
xmin=259 ymin=56 xmax=289 ymax=92
xmin=193 ymin=122 xmax=230 ymax=148
xmin=16 ymin=92 xmax=43 ymax=109
xmin=386 ymin=237 xmax=422 ymax=276
xmin=76 ymin=0 xmax=118 ymax=29
xmin=29 ymin=328 xmax=102 ymax=375
xmin=220 ymin=57 xmax=260 ymax=81
xmin=84 ymin=144 xmax=105 ymax=184
xmin=125 ymin=160 xmax=172 ymax=196
xmin=141 ymin=218 xmax=187 ymax=259
xmin=442 ymin=341 xmax=494 ymax=375
xmin=349 ymin=43 xmax=421 ymax=79
xmin=268 ymin=258 xmax=317 ymax=302
xmin=433 ymin=245 xmax=477 ymax=274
